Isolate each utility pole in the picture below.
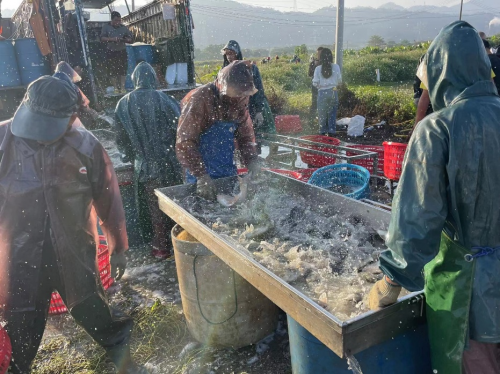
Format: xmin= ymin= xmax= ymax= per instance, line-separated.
xmin=293 ymin=0 xmax=297 ymax=12
xmin=459 ymin=0 xmax=464 ymax=20
xmin=335 ymin=0 xmax=344 ymax=71
xmin=132 ymin=0 xmax=135 ymax=12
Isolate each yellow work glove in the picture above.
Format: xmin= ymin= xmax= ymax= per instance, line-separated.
xmin=368 ymin=277 xmax=401 ymax=310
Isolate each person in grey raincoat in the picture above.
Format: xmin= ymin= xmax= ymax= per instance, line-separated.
xmin=115 ymin=62 xmax=183 ymax=259
xmin=0 ymin=76 xmax=147 ymax=374
xmin=368 ymin=21 xmax=500 ymax=374
xmin=222 ymin=40 xmax=276 ymax=154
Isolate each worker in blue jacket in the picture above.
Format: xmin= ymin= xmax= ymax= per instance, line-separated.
xmin=369 ymin=21 xmax=500 ymax=374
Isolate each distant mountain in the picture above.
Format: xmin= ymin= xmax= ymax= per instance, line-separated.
xmin=379 ymin=2 xmax=405 ymax=11
xmin=187 ymin=0 xmax=498 ymax=49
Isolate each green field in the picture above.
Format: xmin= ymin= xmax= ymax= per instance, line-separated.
xmin=194 ymin=49 xmax=422 ymax=132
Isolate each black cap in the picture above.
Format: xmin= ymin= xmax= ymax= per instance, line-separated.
xmin=11 ymin=76 xmax=79 ymax=142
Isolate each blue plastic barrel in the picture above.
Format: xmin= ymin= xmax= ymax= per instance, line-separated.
xmin=133 ymin=44 xmax=155 ymax=64
xmin=287 ymin=315 xmax=432 ymax=374
xmin=125 ymin=45 xmax=136 ymax=90
xmin=0 ymin=41 xmax=21 ymax=87
xmin=14 ymin=39 xmax=50 ymax=86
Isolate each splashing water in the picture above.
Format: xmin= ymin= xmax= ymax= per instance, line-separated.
xmin=179 ymin=176 xmax=388 ymax=320
xmin=347 ymin=354 xmax=364 ymax=374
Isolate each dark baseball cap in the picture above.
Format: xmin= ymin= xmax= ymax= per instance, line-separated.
xmin=217 ymin=61 xmax=257 ymax=98
xmin=11 ymin=75 xmax=79 ymax=142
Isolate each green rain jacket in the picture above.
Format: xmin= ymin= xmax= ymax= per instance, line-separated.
xmin=379 ymin=21 xmax=500 ymax=342
xmin=115 ymin=62 xmax=182 ymax=184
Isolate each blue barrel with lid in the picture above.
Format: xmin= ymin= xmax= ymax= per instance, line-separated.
xmin=133 ymin=44 xmax=155 ymax=64
xmin=14 ymin=38 xmax=50 ymax=86
xmin=0 ymin=41 xmax=21 ymax=87
xmin=125 ymin=45 xmax=136 ymax=90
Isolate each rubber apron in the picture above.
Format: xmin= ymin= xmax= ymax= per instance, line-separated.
xmin=424 ymin=231 xmax=478 ymax=374
xmin=186 ymin=121 xmax=238 ymax=184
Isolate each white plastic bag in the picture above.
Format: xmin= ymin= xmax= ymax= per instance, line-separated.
xmin=347 ymin=115 xmax=365 ymax=137
xmin=165 ymin=64 xmax=176 ymax=85
xmin=336 ymin=117 xmax=351 ymax=127
xmin=175 ymin=63 xmax=188 ymax=85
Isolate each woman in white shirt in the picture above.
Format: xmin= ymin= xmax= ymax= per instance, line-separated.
xmin=312 ymin=48 xmax=342 ymax=136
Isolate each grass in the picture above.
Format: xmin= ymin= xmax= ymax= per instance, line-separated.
xmin=30 ymin=244 xmax=292 ymax=374
xmin=194 ymin=49 xmax=419 ymax=129
xmin=32 ymin=300 xmax=194 ymax=374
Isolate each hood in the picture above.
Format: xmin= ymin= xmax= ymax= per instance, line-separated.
xmin=132 ymin=62 xmax=158 ymax=89
xmin=222 ymin=40 xmax=242 ymax=57
xmin=423 ymin=21 xmax=491 ymax=111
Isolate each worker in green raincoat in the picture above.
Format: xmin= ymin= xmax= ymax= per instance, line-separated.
xmin=369 ymin=21 xmax=500 ymax=374
xmin=222 ymin=40 xmax=277 ymax=155
xmin=115 ymin=62 xmax=183 ymax=259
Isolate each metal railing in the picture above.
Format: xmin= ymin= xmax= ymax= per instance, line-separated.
xmin=261 ymin=133 xmax=380 ymax=175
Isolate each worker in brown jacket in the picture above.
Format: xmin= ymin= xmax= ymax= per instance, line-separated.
xmin=0 ymin=76 xmax=147 ymax=374
xmin=176 ymin=61 xmax=261 ymax=200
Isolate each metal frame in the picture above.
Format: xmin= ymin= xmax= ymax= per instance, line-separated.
xmin=156 ymin=172 xmax=426 ymax=358
xmin=261 ymin=133 xmax=380 ymax=174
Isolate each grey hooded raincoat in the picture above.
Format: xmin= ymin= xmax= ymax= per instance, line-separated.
xmin=379 ymin=21 xmax=500 ymax=342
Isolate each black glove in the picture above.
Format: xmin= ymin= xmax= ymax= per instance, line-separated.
xmin=197 ymin=174 xmax=217 ymax=201
xmin=110 ymin=253 xmax=127 ymax=280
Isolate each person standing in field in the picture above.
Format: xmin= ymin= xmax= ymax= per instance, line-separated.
xmin=222 ymin=40 xmax=276 ymax=155
xmin=115 ymin=62 xmax=183 ymax=260
xmin=483 ymin=39 xmax=500 ymax=93
xmin=176 ymin=61 xmax=261 ymax=201
xmin=312 ymin=48 xmax=342 ymax=137
xmin=308 ymin=47 xmax=324 ymax=116
xmin=369 ymin=21 xmax=500 ymax=374
xmin=101 ymin=11 xmax=133 ymax=93
xmin=0 ymin=76 xmax=147 ymax=374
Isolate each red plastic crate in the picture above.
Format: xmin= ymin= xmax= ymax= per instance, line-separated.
xmin=49 ymin=236 xmax=113 ymax=315
xmin=0 ymin=326 xmax=11 ymax=374
xmin=299 ymin=135 xmax=341 ymax=167
xmin=383 ymin=142 xmax=408 ymax=181
xmin=346 ymin=145 xmax=384 ymax=175
xmin=275 ymin=115 xmax=302 ymax=134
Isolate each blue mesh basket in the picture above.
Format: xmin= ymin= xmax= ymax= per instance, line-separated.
xmin=307 ymin=164 xmax=370 ymax=200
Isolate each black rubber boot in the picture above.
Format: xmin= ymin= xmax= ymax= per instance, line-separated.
xmin=106 ymin=343 xmax=149 ymax=374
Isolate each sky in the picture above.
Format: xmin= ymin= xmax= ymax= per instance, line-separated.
xmin=3 ymin=0 xmax=462 ymax=12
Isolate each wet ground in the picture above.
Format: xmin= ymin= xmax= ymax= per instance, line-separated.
xmin=33 ymin=244 xmax=292 ymax=374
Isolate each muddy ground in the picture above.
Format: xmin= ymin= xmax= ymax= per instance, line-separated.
xmin=32 ymin=245 xmax=292 ymax=374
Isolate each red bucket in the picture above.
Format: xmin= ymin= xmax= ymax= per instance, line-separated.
xmin=275 ymin=115 xmax=302 ymax=134
xmin=299 ymin=135 xmax=341 ymax=167
xmin=0 ymin=327 xmax=11 ymax=374
xmin=49 ymin=235 xmax=114 ymax=315
xmin=383 ymin=142 xmax=408 ymax=181
xmin=346 ymin=145 xmax=384 ymax=175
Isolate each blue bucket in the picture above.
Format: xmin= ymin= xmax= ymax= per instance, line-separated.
xmin=125 ymin=45 xmax=136 ymax=90
xmin=14 ymin=38 xmax=50 ymax=86
xmin=308 ymin=164 xmax=370 ymax=200
xmin=0 ymin=41 xmax=21 ymax=87
xmin=287 ymin=315 xmax=432 ymax=374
